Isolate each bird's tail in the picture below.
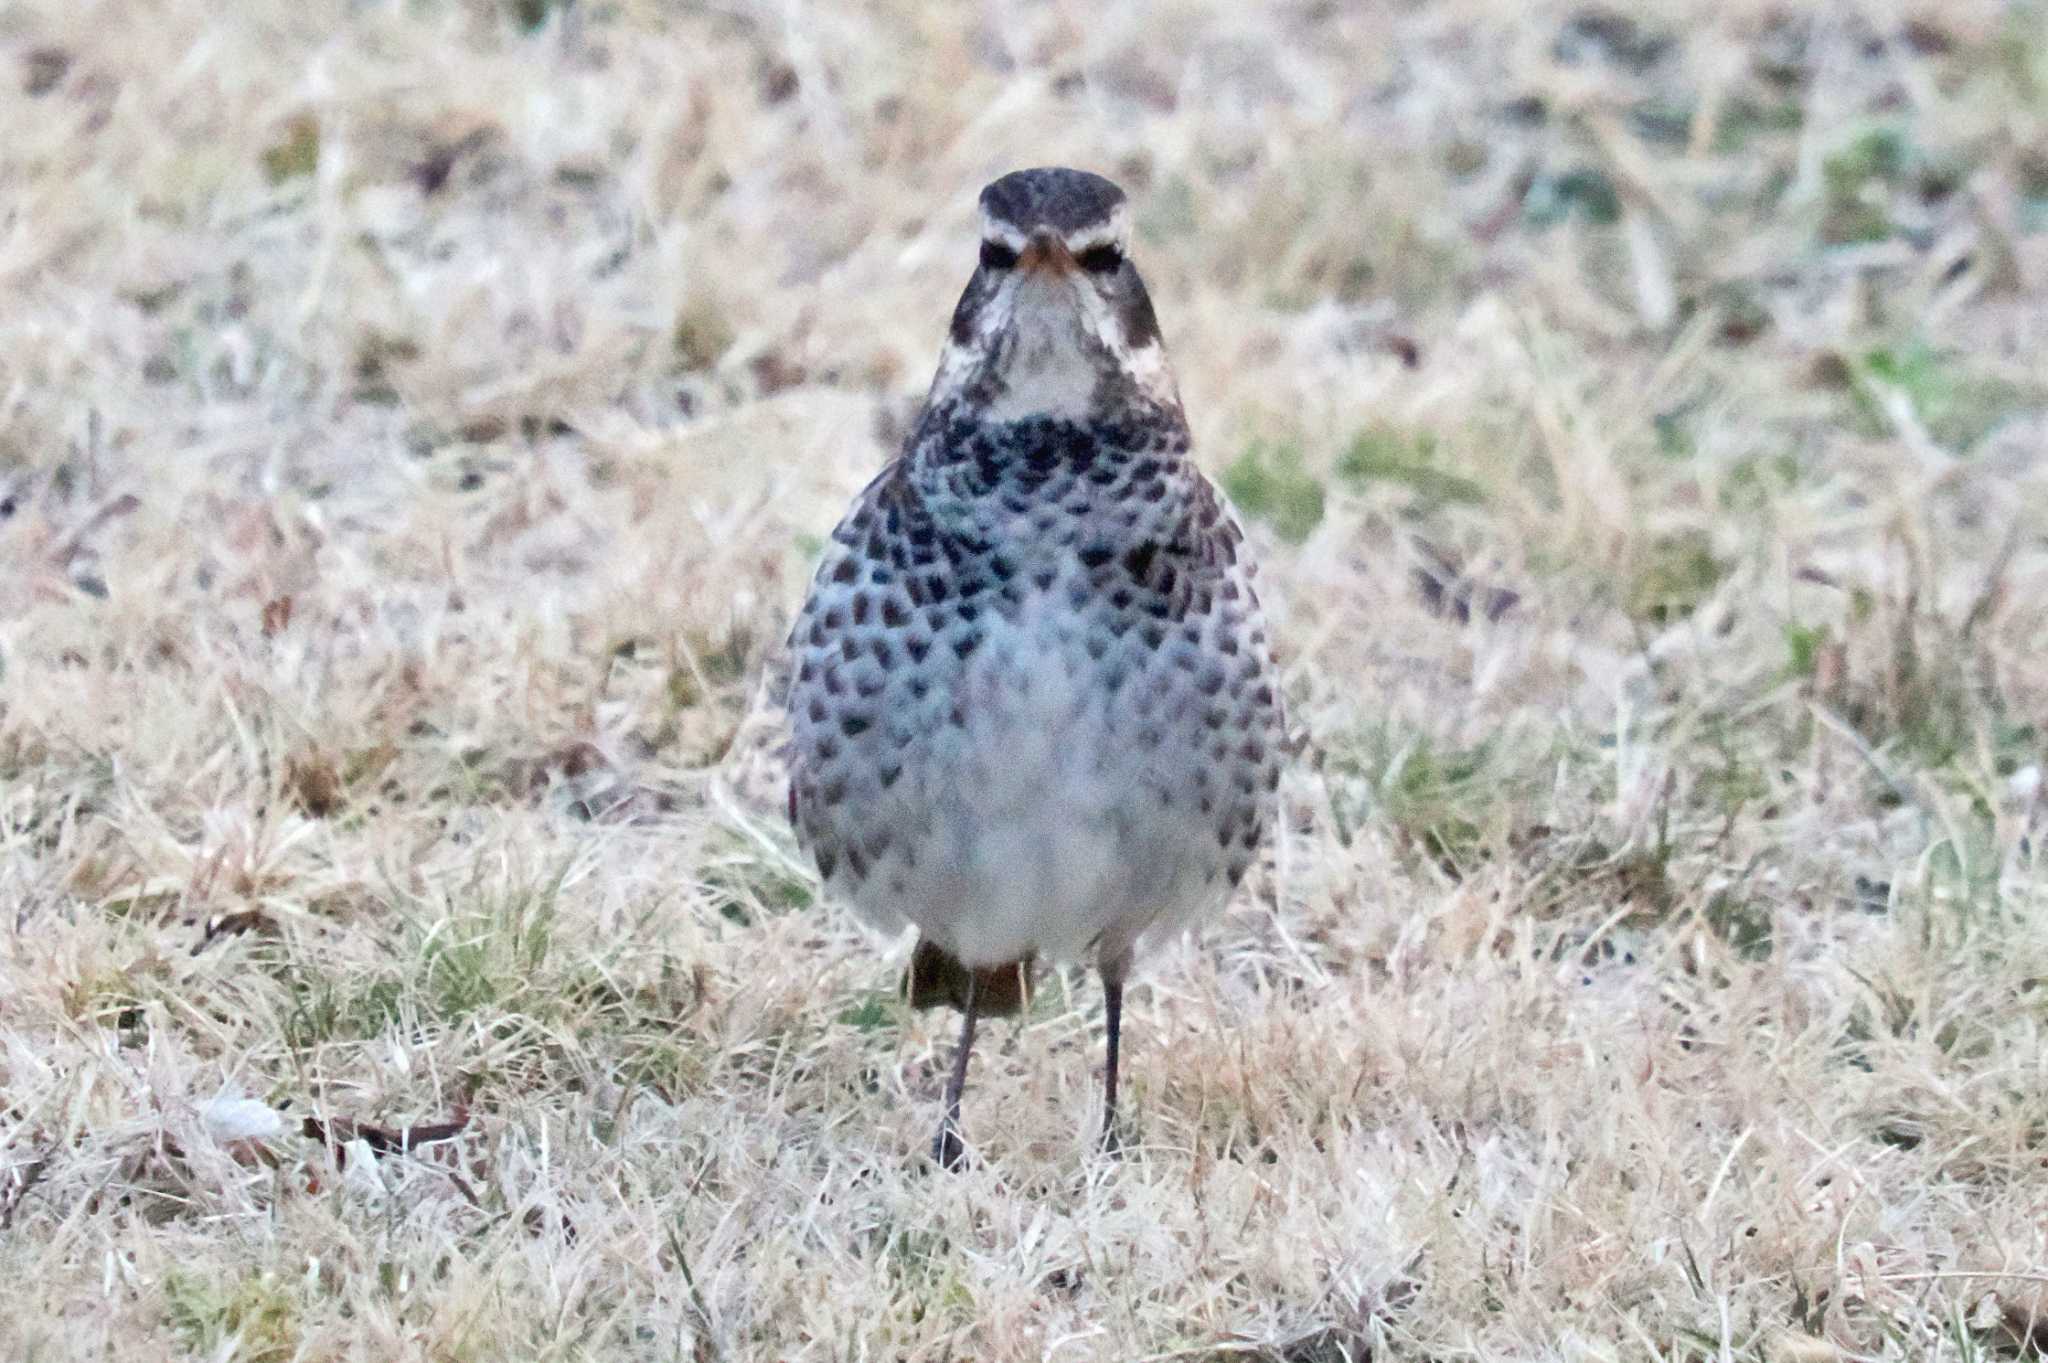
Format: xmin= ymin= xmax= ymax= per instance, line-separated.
xmin=903 ymin=939 xmax=1035 ymax=1016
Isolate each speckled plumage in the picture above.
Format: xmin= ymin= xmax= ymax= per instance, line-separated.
xmin=789 ymin=410 xmax=1282 ymax=965
xmin=785 ymin=167 xmax=1284 ymax=1162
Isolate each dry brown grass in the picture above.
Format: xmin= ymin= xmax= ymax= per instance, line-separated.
xmin=4 ymin=0 xmax=2048 ymax=1357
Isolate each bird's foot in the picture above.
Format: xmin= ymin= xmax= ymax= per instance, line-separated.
xmin=931 ymin=1121 xmax=970 ymax=1173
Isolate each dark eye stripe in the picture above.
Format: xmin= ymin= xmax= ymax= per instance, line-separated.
xmin=979 ymin=240 xmax=1019 ymax=270
xmin=1075 ymin=244 xmax=1124 ymax=274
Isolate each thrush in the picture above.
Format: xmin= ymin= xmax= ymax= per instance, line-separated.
xmin=786 ymin=167 xmax=1284 ymax=1167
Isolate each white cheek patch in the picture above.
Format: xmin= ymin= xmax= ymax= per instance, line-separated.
xmin=1075 ymin=278 xmax=1182 ymax=412
xmin=1118 ymin=337 xmax=1180 ymax=408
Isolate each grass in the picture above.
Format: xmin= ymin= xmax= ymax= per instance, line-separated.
xmin=2 ymin=0 xmax=2048 ymax=1358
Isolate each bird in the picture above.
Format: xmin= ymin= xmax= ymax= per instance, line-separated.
xmin=785 ymin=166 xmax=1284 ymax=1168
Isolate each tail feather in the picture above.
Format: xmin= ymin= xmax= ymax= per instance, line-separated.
xmin=904 ymin=938 xmax=1035 ymax=1016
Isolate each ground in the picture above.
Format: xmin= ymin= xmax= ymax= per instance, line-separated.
xmin=3 ymin=0 xmax=2048 ymax=1358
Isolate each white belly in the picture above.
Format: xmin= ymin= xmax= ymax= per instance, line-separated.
xmin=837 ymin=609 xmax=1230 ymax=967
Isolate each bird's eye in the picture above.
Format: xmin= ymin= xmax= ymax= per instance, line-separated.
xmin=979 ymin=240 xmax=1019 ymax=270
xmin=1075 ymin=243 xmax=1124 ymax=274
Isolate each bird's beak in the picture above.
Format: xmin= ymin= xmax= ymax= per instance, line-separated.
xmin=1017 ymin=229 xmax=1077 ymax=277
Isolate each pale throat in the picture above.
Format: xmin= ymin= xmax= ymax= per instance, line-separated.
xmin=929 ymin=272 xmax=1182 ymax=423
xmin=983 ymin=300 xmax=1102 ymax=422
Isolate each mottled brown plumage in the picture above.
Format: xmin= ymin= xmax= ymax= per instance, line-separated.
xmin=787 ymin=168 xmax=1284 ymax=1165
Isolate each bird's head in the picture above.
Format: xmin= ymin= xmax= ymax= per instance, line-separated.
xmin=926 ymin=167 xmax=1181 ymax=424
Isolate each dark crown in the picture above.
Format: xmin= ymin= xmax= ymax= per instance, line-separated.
xmin=978 ymin=167 xmax=1126 ymax=236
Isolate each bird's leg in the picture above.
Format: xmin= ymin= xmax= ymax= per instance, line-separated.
xmin=1099 ymin=955 xmax=1130 ymax=1158
xmin=932 ymin=972 xmax=979 ymax=1171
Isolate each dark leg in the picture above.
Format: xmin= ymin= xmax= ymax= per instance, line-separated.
xmin=1099 ymin=970 xmax=1126 ymax=1158
xmin=932 ymin=972 xmax=979 ymax=1171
